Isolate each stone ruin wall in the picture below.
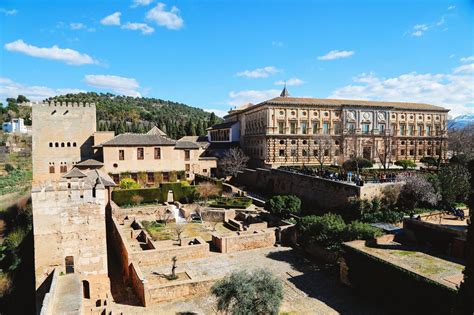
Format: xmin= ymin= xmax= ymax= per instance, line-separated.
xmin=212 ymin=229 xmax=276 ymax=253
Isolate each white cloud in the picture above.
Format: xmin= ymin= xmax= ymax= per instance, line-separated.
xmin=236 ymin=66 xmax=281 ymax=78
xmin=4 ymin=39 xmax=96 ymax=65
xmin=228 ymin=89 xmax=281 ymax=107
xmin=0 ymin=8 xmax=17 ymax=15
xmin=84 ymin=74 xmax=141 ymax=97
xmin=318 ymin=50 xmax=354 ymax=61
xmin=101 ymin=12 xmax=121 ymax=26
xmin=132 ymin=0 xmax=153 ymax=7
xmin=453 ymin=63 xmax=474 ymax=74
xmin=460 ymin=56 xmax=474 ymax=63
xmin=329 ymin=66 xmax=474 ymax=116
xmin=274 ymin=78 xmax=305 ymax=86
xmin=411 ymin=24 xmax=429 ymax=37
xmin=204 ymin=108 xmax=228 ymax=118
xmin=121 ymin=22 xmax=154 ymax=35
xmin=272 ymin=41 xmax=283 ymax=47
xmin=70 ymin=22 xmax=85 ymax=30
xmin=146 ymin=3 xmax=183 ymax=30
xmin=448 ymin=5 xmax=456 ymax=10
xmin=0 ymin=77 xmax=85 ymax=102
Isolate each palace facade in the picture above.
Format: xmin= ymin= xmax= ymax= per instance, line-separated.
xmin=209 ymin=87 xmax=449 ymax=168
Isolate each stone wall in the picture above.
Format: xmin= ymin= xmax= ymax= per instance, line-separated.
xmin=235 ymin=168 xmax=402 ymax=211
xmin=147 ymin=277 xmax=218 ymax=304
xmin=202 ymin=208 xmax=236 ymax=222
xmin=38 ymin=269 xmax=58 ymax=315
xmin=212 ymin=229 xmax=276 ymax=253
xmin=131 ymin=237 xmax=209 ymax=266
xmin=109 ymin=216 xmax=132 ymax=280
xmin=129 ymin=262 xmax=147 ymax=306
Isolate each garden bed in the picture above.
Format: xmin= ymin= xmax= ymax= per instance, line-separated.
xmin=208 ymin=197 xmax=252 ymax=209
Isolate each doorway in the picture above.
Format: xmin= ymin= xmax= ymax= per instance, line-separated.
xmin=82 ymin=280 xmax=90 ymax=299
xmin=65 ymin=256 xmax=74 ymax=274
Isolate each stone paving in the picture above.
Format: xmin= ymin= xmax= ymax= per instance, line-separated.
xmin=110 ymin=246 xmax=383 ymax=314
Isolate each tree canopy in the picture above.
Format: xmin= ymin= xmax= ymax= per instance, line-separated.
xmin=395 ymin=159 xmax=417 ymax=170
xmin=264 ymin=195 xmax=301 ymax=218
xmin=211 ymin=269 xmax=284 ymax=315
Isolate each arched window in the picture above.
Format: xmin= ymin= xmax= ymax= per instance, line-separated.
xmin=61 ymin=143 xmax=65 ymax=147
xmin=55 ymin=142 xmax=59 ymax=147
xmin=49 ymin=142 xmax=53 ymax=147
xmin=73 ymin=142 xmax=77 ymax=147
xmin=67 ymin=142 xmax=71 ymax=147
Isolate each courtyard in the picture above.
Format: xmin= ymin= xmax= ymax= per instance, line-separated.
xmin=109 ymin=246 xmax=383 ymax=314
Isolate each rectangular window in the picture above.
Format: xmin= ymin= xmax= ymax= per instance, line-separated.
xmin=163 ymin=172 xmax=169 ymax=181
xmin=131 ymin=173 xmax=138 ymax=182
xmin=408 ymin=125 xmax=414 ymax=136
xmin=418 ymin=125 xmax=423 ymax=136
xmin=401 ymin=149 xmax=405 ymax=156
xmin=301 ymin=121 xmax=308 ymax=134
xmin=418 ymin=149 xmax=423 ymax=156
xmin=290 ymin=122 xmax=296 ymax=134
xmin=333 ymin=123 xmax=341 ymax=134
xmin=137 ymin=148 xmax=144 ymax=160
xmin=400 ymin=124 xmax=406 ymax=136
xmin=290 ymin=149 xmax=296 ymax=156
xmin=427 ymin=149 xmax=432 ymax=156
xmin=324 ymin=149 xmax=330 ymax=156
xmin=184 ymin=150 xmax=190 ymax=161
xmin=154 ymin=147 xmax=161 ymax=159
xmin=426 ymin=126 xmax=431 ymax=136
xmin=185 ymin=164 xmax=190 ymax=172
xmin=147 ymin=173 xmax=154 ymax=183
xmin=313 ymin=149 xmax=319 ymax=156
xmin=60 ymin=165 xmax=67 ymax=173
xmin=312 ymin=121 xmax=319 ymax=134
xmin=409 ymin=149 xmax=414 ymax=156
xmin=362 ymin=123 xmax=370 ymax=134
xmin=436 ymin=148 xmax=441 ymax=156
xmin=379 ymin=124 xmax=385 ymax=133
xmin=279 ymin=149 xmax=285 ymax=157
xmin=278 ymin=121 xmax=285 ymax=134
xmin=435 ymin=125 xmax=441 ymax=135
xmin=322 ymin=123 xmax=329 ymax=134
xmin=347 ymin=123 xmax=356 ymax=132
xmin=49 ymin=165 xmax=55 ymax=174
xmin=119 ymin=150 xmax=125 ymax=160
xmin=302 ymin=149 xmax=308 ymax=156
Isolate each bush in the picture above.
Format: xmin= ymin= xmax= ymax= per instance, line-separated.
xmin=395 ymin=159 xmax=417 ymax=170
xmin=211 ymin=269 xmax=283 ymax=314
xmin=264 ymin=195 xmax=301 ymax=218
xmin=119 ymin=178 xmax=140 ymax=190
xmin=4 ymin=164 xmax=15 ymax=173
xmin=342 ymin=158 xmax=373 ymax=171
xmin=420 ymin=156 xmax=438 ymax=166
xmin=297 ymin=214 xmax=346 ymax=251
xmin=344 ymin=221 xmax=382 ymax=241
xmin=112 ymin=187 xmax=162 ymax=206
xmin=209 ymin=197 xmax=252 ymax=209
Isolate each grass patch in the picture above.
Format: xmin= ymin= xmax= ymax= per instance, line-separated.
xmin=142 ymin=221 xmax=174 ymax=241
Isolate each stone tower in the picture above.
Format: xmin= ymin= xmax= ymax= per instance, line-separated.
xmin=32 ymin=176 xmax=110 ymax=302
xmin=32 ymin=102 xmax=96 ymax=184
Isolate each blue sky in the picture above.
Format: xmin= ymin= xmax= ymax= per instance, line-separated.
xmin=0 ymin=0 xmax=473 ymax=117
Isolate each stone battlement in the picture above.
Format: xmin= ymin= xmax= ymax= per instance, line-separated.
xmin=28 ymin=101 xmax=96 ymax=108
xmin=32 ymin=178 xmax=106 ymax=203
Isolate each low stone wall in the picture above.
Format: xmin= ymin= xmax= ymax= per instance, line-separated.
xmin=202 ymin=208 xmax=236 ymax=222
xmin=109 ymin=216 xmax=132 ymax=281
xmin=235 ymin=168 xmax=403 ymax=212
xmin=131 ymin=237 xmax=210 ymax=266
xmin=39 ymin=269 xmax=59 ymax=315
xmin=129 ymin=262 xmax=147 ymax=306
xmin=147 ymin=277 xmax=218 ymax=304
xmin=212 ymin=229 xmax=276 ymax=253
xmin=403 ymin=218 xmax=467 ymax=258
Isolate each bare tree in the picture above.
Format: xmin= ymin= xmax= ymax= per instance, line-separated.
xmin=220 ymin=147 xmax=249 ymax=177
xmin=449 ymin=123 xmax=474 ymax=159
xmin=174 ymin=224 xmax=186 ymax=246
xmin=159 ymin=209 xmax=173 ymax=226
xmin=313 ymin=135 xmax=332 ymax=171
xmin=171 ymin=256 xmax=178 ymax=278
xmin=376 ymin=130 xmax=393 ymax=170
xmin=345 ymin=130 xmax=363 ymax=173
xmin=196 ymin=182 xmax=220 ymax=205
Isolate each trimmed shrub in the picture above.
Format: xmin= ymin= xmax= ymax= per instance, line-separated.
xmin=342 ymin=158 xmax=373 ymax=171
xmin=119 ymin=178 xmax=140 ymax=190
xmin=344 ymin=221 xmax=382 ymax=241
xmin=395 ymin=159 xmax=417 ymax=170
xmin=297 ymin=214 xmax=346 ymax=251
xmin=209 ymin=197 xmax=252 ymax=209
xmin=112 ymin=187 xmax=162 ymax=206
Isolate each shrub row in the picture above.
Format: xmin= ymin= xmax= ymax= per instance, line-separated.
xmin=112 ymin=182 xmax=198 ymax=206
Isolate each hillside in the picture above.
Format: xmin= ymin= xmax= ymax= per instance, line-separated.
xmin=45 ymin=92 xmax=222 ymax=139
xmin=449 ymin=114 xmax=474 ymax=130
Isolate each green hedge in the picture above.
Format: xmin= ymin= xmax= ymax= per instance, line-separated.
xmin=343 ymin=244 xmax=456 ymax=314
xmin=209 ymin=197 xmax=252 ymax=209
xmin=112 ymin=182 xmax=198 ymax=206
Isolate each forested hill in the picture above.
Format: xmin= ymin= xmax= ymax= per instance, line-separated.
xmin=45 ymin=92 xmax=223 ymax=139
